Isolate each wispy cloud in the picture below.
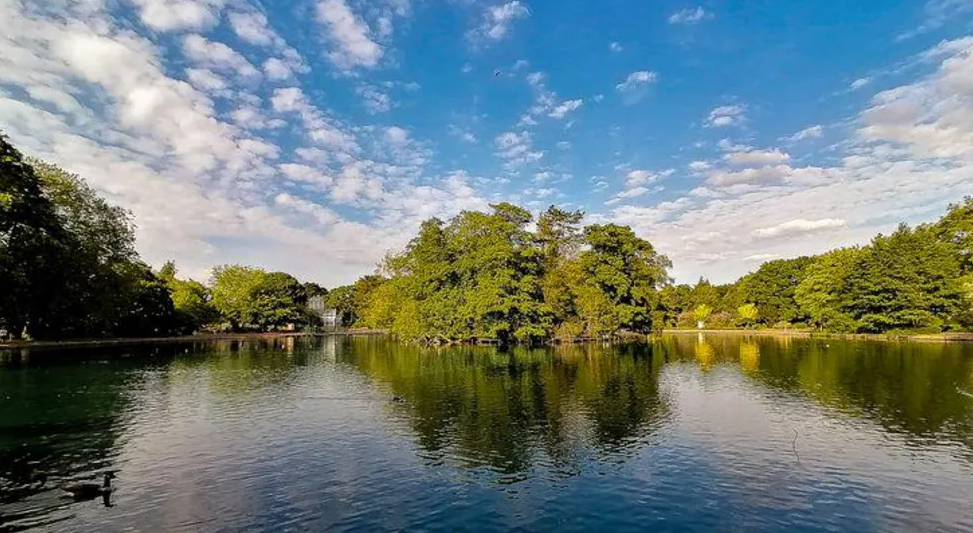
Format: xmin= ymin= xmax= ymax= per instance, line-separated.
xmin=668 ymin=7 xmax=711 ymax=25
xmin=616 ymin=71 xmax=657 ymax=93
xmin=783 ymin=125 xmax=824 ymax=143
xmin=706 ymin=104 xmax=746 ymax=127
xmin=470 ymin=1 xmax=530 ymax=42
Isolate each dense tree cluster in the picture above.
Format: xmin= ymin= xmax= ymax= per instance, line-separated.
xmin=0 ymin=136 xmax=323 ymax=340
xmin=655 ymin=204 xmax=973 ymax=333
xmin=356 ymin=204 xmax=671 ymax=343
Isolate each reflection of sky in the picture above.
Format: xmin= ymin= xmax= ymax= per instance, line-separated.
xmin=33 ymin=338 xmax=973 ymax=533
xmin=658 ymin=361 xmax=973 ymax=532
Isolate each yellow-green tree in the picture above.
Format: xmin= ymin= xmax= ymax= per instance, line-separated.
xmin=737 ymin=303 xmax=759 ymax=328
xmin=693 ymin=304 xmax=713 ymax=329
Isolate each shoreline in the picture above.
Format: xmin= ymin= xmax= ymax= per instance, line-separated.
xmin=660 ymin=329 xmax=973 ymax=343
xmin=3 ymin=328 xmax=971 ymax=351
xmin=0 ymin=329 xmax=386 ymax=351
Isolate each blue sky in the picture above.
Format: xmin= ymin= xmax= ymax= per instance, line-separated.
xmin=2 ymin=0 xmax=973 ymax=286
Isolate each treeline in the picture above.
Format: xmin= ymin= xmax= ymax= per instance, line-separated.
xmin=0 ymin=135 xmax=346 ymax=340
xmin=654 ymin=204 xmax=972 ymax=333
xmin=3 ymin=132 xmax=972 ymax=342
xmin=352 ymin=202 xmax=973 ymax=341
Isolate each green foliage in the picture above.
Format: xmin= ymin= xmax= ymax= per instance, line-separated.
xmin=932 ymin=197 xmax=973 ymax=274
xmin=325 ymin=285 xmax=357 ymax=326
xmin=210 ymin=265 xmax=310 ymax=331
xmin=794 ymin=248 xmax=864 ymax=332
xmin=735 ymin=257 xmax=812 ymax=325
xmin=159 ymin=261 xmax=219 ymax=332
xmin=578 ymin=224 xmax=671 ymax=335
xmin=0 ymin=136 xmax=68 ymax=338
xmin=692 ymin=304 xmax=712 ymax=325
xmin=842 ymin=225 xmax=962 ymax=332
xmin=1 ymin=142 xmax=181 ymax=339
xmin=359 ymin=206 xmax=670 ymax=343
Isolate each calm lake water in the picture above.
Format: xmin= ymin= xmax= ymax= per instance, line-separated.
xmin=2 ymin=335 xmax=973 ymax=532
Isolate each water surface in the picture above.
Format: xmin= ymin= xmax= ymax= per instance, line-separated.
xmin=2 ymin=335 xmax=973 ymax=532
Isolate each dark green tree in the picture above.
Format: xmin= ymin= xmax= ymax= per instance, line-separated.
xmin=159 ymin=261 xmax=219 ymax=332
xmin=577 ymin=224 xmax=671 ymax=335
xmin=843 ymin=225 xmax=962 ymax=332
xmin=0 ymin=136 xmax=68 ymax=338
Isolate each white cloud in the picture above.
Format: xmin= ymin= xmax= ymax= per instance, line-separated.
xmin=230 ymin=105 xmax=282 ymax=130
xmin=668 ymin=6 xmax=711 ymax=25
xmin=783 ymin=125 xmax=824 ymax=142
xmin=609 ymin=41 xmax=623 ymax=52
xmin=706 ymin=164 xmax=826 ymax=187
xmin=606 ymin=186 xmax=663 ymax=206
xmin=495 ymin=130 xmax=544 ymax=169
xmin=385 ymin=126 xmax=409 ymax=144
xmin=743 ymin=253 xmax=780 ymax=262
xmin=279 ymin=163 xmax=334 ymax=189
xmin=185 ymin=68 xmax=226 ymax=92
xmin=858 ymin=38 xmax=973 ymax=160
xmin=706 ymin=104 xmax=746 ymax=127
xmin=228 ymin=11 xmax=276 ymax=45
xmin=126 ymin=0 xmax=225 ymax=31
xmin=472 ymin=1 xmax=530 ymax=42
xmin=688 ymin=160 xmax=711 ymax=172
xmin=182 ymin=34 xmax=260 ymax=78
xmin=0 ymin=0 xmax=494 ymax=288
xmin=271 ymin=87 xmax=358 ymax=152
xmin=356 ymin=84 xmax=393 ymax=114
xmin=316 ymin=0 xmax=383 ymax=70
xmin=549 ymin=98 xmax=583 ymax=119
xmin=608 ymin=37 xmax=973 ymax=283
xmin=625 ymin=169 xmax=668 ymax=187
xmin=263 ymin=58 xmax=293 ymax=80
xmin=850 ymin=77 xmax=872 ymax=91
xmin=753 ymin=218 xmax=846 ymax=238
xmin=724 ymin=148 xmax=791 ymax=166
xmin=616 ymin=70 xmax=657 ymax=92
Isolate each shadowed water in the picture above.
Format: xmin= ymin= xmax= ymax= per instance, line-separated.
xmin=1 ymin=334 xmax=972 ymax=532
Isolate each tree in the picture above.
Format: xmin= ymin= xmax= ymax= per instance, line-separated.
xmin=536 ymin=205 xmax=584 ymax=266
xmin=578 ymin=224 xmax=671 ymax=335
xmin=326 ymin=285 xmax=359 ymax=327
xmin=159 ymin=261 xmax=218 ymax=332
xmin=113 ymin=262 xmax=180 ymax=337
xmin=843 ymin=225 xmax=962 ymax=332
xmin=795 ymin=248 xmax=864 ymax=332
xmin=359 ymin=205 xmax=668 ymax=343
xmin=210 ymin=265 xmax=308 ymax=331
xmin=735 ymin=257 xmax=813 ymax=326
xmin=932 ymin=197 xmax=973 ymax=274
xmin=690 ymin=278 xmax=720 ymax=309
xmin=693 ymin=304 xmax=712 ymax=328
xmin=0 ymin=135 xmax=68 ymax=338
xmin=737 ymin=303 xmax=759 ymax=328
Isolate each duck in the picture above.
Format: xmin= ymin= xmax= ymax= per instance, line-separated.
xmin=62 ymin=472 xmax=115 ymax=501
xmin=390 ymin=396 xmax=407 ymax=403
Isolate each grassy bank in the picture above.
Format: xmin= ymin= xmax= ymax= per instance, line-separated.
xmin=661 ymin=329 xmax=973 ymax=343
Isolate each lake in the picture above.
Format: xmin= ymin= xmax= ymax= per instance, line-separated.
xmin=2 ymin=334 xmax=973 ymax=532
